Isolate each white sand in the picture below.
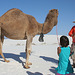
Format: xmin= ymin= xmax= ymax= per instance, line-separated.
xmin=0 ymin=35 xmax=75 ymax=75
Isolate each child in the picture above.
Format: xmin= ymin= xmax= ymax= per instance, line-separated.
xmin=56 ymin=36 xmax=74 ymax=75
xmin=69 ymin=25 xmax=75 ymax=68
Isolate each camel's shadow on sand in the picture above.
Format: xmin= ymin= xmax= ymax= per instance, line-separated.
xmin=40 ymin=56 xmax=58 ymax=64
xmin=0 ymin=52 xmax=26 ymax=67
xmin=2 ymin=52 xmax=26 ymax=62
xmin=26 ymin=71 xmax=43 ymax=75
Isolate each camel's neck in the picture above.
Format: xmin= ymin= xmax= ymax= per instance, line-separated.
xmin=38 ymin=19 xmax=55 ymax=34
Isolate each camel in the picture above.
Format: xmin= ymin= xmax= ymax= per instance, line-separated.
xmin=0 ymin=8 xmax=58 ymax=68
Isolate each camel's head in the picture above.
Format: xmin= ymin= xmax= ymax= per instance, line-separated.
xmin=45 ymin=9 xmax=58 ymax=26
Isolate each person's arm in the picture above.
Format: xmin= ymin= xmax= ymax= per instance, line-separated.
xmin=57 ymin=47 xmax=61 ymax=56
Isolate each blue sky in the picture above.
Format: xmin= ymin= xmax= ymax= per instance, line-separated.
xmin=0 ymin=0 xmax=75 ymax=35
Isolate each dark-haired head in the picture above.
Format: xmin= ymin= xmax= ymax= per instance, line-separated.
xmin=60 ymin=36 xmax=69 ymax=47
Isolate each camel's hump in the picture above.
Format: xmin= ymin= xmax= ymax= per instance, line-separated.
xmin=7 ymin=8 xmax=22 ymax=13
xmin=5 ymin=8 xmax=22 ymax=13
xmin=2 ymin=8 xmax=23 ymax=17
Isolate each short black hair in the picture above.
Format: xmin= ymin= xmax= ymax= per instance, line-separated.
xmin=60 ymin=36 xmax=69 ymax=47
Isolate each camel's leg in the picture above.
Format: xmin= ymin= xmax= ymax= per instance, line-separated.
xmin=0 ymin=41 xmax=9 ymax=62
xmin=25 ymin=36 xmax=33 ymax=69
xmin=0 ymin=29 xmax=9 ymax=62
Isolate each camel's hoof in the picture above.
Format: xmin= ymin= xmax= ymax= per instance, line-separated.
xmin=28 ymin=62 xmax=32 ymax=65
xmin=5 ymin=60 xmax=10 ymax=62
xmin=24 ymin=65 xmax=30 ymax=69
